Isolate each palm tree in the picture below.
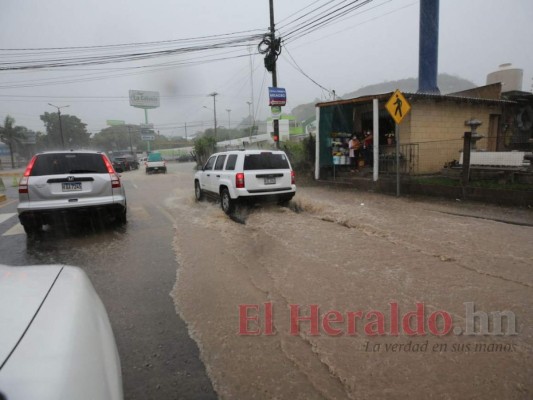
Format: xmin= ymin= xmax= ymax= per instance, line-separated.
xmin=0 ymin=115 xmax=25 ymax=168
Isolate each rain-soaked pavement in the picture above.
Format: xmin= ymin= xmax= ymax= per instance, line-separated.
xmin=0 ymin=164 xmax=216 ymax=400
xmin=1 ymin=162 xmax=532 ymax=399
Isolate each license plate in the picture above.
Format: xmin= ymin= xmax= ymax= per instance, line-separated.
xmin=62 ymin=182 xmax=82 ymax=191
xmin=264 ymin=177 xmax=276 ymax=185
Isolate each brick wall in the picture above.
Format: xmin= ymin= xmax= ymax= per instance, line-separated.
xmin=407 ymin=100 xmax=503 ymax=174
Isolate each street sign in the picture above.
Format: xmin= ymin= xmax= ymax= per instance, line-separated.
xmin=268 ymin=87 xmax=286 ymax=106
xmin=140 ymin=123 xmax=154 ymax=129
xmin=385 ymin=90 xmax=411 ymax=124
xmin=141 ymin=134 xmax=155 ymax=141
xmin=21 ymin=130 xmax=37 ymax=144
xmin=271 ymin=106 xmax=282 ymax=119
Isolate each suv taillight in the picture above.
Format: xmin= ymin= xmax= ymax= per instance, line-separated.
xmin=236 ymin=172 xmax=245 ymax=188
xmin=102 ymin=154 xmax=121 ymax=188
xmin=19 ymin=156 xmax=37 ymax=194
xmin=291 ymin=170 xmax=295 ymax=185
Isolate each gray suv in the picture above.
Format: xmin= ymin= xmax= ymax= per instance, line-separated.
xmin=17 ymin=150 xmax=127 ymax=234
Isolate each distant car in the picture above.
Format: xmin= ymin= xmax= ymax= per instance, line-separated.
xmin=177 ymin=154 xmax=194 ymax=162
xmin=17 ymin=150 xmax=127 ymax=235
xmin=112 ymin=158 xmax=127 ymax=172
xmin=194 ymin=149 xmax=296 ymax=214
xmin=0 ymin=264 xmax=123 ymax=400
xmin=145 ymin=153 xmax=167 ymax=174
xmin=112 ymin=156 xmax=139 ymax=172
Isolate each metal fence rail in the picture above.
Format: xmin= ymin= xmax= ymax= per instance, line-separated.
xmin=379 ymin=143 xmax=419 ymax=175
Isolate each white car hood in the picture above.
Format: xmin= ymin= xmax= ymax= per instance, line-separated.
xmin=0 ymin=265 xmax=123 ymax=400
xmin=0 ymin=265 xmax=62 ymax=367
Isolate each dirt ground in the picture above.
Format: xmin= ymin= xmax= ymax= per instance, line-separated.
xmin=168 ymin=172 xmax=533 ymax=400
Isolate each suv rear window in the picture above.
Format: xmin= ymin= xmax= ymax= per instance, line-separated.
xmin=243 ymin=153 xmax=290 ymax=170
xmin=31 ymin=153 xmax=107 ymax=176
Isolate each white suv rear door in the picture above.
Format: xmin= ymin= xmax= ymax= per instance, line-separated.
xmin=242 ymin=152 xmax=293 ymax=193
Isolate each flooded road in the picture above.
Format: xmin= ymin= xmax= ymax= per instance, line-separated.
xmin=0 ymin=166 xmax=216 ymax=400
xmin=168 ymin=164 xmax=533 ymax=399
xmin=1 ymin=162 xmax=532 ymax=399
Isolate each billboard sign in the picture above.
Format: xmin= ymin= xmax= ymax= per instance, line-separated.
xmin=129 ymin=90 xmax=160 ymax=109
xmin=106 ymin=120 xmax=125 ymax=126
xmin=21 ymin=130 xmax=37 ymax=144
xmin=268 ymin=87 xmax=286 ymax=106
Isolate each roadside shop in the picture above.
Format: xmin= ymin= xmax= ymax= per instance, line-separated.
xmin=314 ymin=88 xmax=513 ymax=179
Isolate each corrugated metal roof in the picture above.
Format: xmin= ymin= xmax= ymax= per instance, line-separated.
xmin=316 ymin=91 xmax=516 ymax=108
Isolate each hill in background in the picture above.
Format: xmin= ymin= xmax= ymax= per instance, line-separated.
xmin=291 ymin=73 xmax=477 ymax=123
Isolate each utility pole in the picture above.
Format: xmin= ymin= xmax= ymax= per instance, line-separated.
xmin=184 ymin=122 xmax=188 ymax=141
xmin=248 ymin=46 xmax=255 ymax=144
xmin=127 ymin=126 xmax=134 ymax=156
xmin=208 ymin=92 xmax=218 ymax=140
xmin=48 ymin=103 xmax=69 ymax=149
xmin=226 ymin=109 xmax=232 ymax=145
xmin=269 ymin=0 xmax=280 ymax=149
xmin=247 ymin=101 xmax=253 ymax=144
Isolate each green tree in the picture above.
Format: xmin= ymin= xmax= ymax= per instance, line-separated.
xmin=193 ymin=136 xmax=216 ymax=167
xmin=40 ymin=112 xmax=90 ymax=149
xmin=92 ymin=125 xmax=141 ymax=154
xmin=0 ymin=115 xmax=26 ymax=168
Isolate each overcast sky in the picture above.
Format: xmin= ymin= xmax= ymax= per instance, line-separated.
xmin=1 ymin=0 xmax=532 ymax=138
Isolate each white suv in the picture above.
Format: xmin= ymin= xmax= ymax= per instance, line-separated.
xmin=194 ymin=149 xmax=296 ymax=214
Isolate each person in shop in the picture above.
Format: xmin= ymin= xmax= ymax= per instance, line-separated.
xmin=363 ymin=130 xmax=373 ymax=166
xmin=348 ymin=134 xmax=361 ymax=172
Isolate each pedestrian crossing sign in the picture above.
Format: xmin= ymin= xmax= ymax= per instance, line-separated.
xmin=385 ymin=89 xmax=411 ymax=124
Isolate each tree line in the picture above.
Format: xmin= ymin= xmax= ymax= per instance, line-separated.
xmin=0 ymin=112 xmax=192 ymax=168
xmin=0 ymin=111 xmax=258 ymax=168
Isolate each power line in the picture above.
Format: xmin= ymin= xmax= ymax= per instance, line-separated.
xmin=277 ymin=0 xmax=341 ymax=30
xmin=282 ymin=45 xmax=333 ymax=95
xmin=282 ymin=0 xmax=374 ymax=43
xmin=287 ymin=1 xmax=415 ymax=48
xmin=0 ymin=33 xmax=263 ymax=71
xmin=0 ymin=29 xmax=266 ymax=52
xmin=0 ymin=53 xmax=252 ymax=89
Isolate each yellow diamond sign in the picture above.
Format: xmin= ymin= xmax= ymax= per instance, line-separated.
xmin=385 ymin=90 xmax=411 ymax=124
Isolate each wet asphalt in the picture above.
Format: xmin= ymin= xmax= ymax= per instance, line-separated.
xmin=0 ymin=165 xmax=217 ymax=400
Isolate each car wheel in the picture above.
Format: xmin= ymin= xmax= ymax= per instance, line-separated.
xmin=278 ymin=194 xmax=294 ymax=207
xmin=115 ymin=207 xmax=127 ymax=225
xmin=195 ymin=181 xmax=204 ymax=201
xmin=220 ymin=188 xmax=235 ymax=215
xmin=22 ymin=221 xmax=41 ymax=236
